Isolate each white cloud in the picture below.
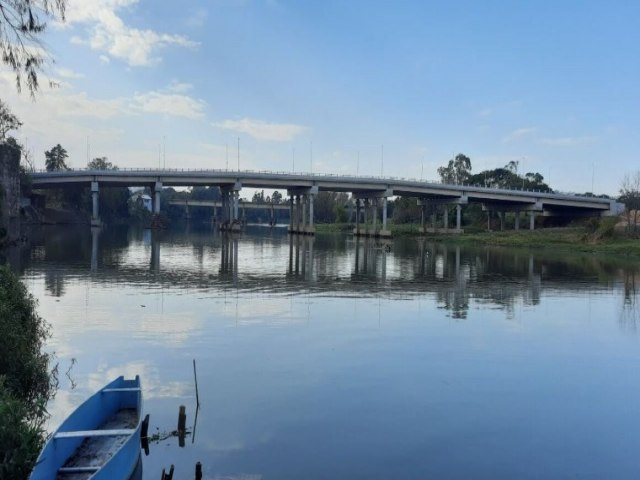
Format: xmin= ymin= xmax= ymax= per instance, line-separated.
xmin=130 ymin=88 xmax=206 ymax=119
xmin=63 ymin=0 xmax=198 ymax=66
xmin=502 ymin=127 xmax=536 ymax=143
xmin=212 ymin=118 xmax=307 ymax=142
xmin=166 ymin=80 xmax=193 ymax=93
xmin=56 ymin=67 xmax=84 ymax=79
xmin=184 ymin=7 xmax=208 ymax=28
xmin=540 ymin=135 xmax=596 ymax=147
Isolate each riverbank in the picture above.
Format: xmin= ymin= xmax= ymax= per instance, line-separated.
xmin=315 ymin=222 xmax=640 ymax=257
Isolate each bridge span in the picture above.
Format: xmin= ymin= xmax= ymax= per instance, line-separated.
xmin=30 ymin=169 xmax=623 ymax=235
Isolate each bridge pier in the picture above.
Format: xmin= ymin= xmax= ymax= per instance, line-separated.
xmin=220 ymin=184 xmax=242 ymax=232
xmin=419 ymin=198 xmax=464 ymax=235
xmin=153 ymin=181 xmax=162 ymax=214
xmin=515 ymin=211 xmax=520 ymax=230
xmin=353 ymin=189 xmax=391 ymax=237
xmin=91 ymin=181 xmax=101 ymax=226
xmin=287 ymin=187 xmax=317 ymax=235
xmin=530 ymin=212 xmax=535 ymax=230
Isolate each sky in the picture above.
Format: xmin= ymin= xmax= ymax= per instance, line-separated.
xmin=1 ymin=0 xmax=639 ymax=196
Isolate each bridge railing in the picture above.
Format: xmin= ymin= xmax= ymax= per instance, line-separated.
xmin=30 ymin=168 xmax=610 ymax=200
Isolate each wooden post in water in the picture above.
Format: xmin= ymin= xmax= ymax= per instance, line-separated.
xmin=178 ymin=405 xmax=187 ymax=448
xmin=161 ymin=465 xmax=174 ymax=480
xmin=193 ymin=359 xmax=200 ymax=407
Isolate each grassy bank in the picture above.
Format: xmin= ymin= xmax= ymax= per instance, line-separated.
xmin=425 ymin=228 xmax=640 ymax=255
xmin=315 ymin=222 xmax=640 ymax=257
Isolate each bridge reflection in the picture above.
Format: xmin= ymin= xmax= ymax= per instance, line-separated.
xmin=5 ymin=225 xmax=640 ymax=324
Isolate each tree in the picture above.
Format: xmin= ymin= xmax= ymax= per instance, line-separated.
xmin=0 ymin=100 xmax=22 ymax=141
xmin=0 ymin=0 xmax=67 ymax=95
xmin=252 ymin=190 xmax=266 ymax=203
xmin=620 ymin=172 xmax=640 ymax=233
xmin=87 ymin=157 xmax=117 ymax=170
xmin=437 ymin=154 xmax=472 ymax=184
xmin=44 ymin=144 xmax=69 ymax=171
xmin=272 ymin=190 xmax=283 ymax=204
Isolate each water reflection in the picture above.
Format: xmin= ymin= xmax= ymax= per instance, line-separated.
xmin=6 ymin=225 xmax=640 ymax=479
xmin=4 ymin=225 xmax=640 ymax=324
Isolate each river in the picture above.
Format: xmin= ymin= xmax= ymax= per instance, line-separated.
xmin=5 ymin=224 xmax=640 ymax=479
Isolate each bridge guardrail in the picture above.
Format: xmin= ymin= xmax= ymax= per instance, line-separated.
xmin=30 ymin=168 xmax=614 ymax=201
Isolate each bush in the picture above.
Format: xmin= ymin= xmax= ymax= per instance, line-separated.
xmin=0 ymin=266 xmax=56 ymax=478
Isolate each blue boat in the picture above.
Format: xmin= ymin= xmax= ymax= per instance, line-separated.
xmin=30 ymin=376 xmax=143 ymax=480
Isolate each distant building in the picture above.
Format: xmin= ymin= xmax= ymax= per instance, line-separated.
xmin=131 ymin=192 xmax=153 ymax=212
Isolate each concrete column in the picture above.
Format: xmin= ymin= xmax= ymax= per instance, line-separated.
xmin=91 ymin=181 xmax=99 ymax=220
xmin=363 ymin=199 xmax=368 ymax=226
xmin=456 ymin=204 xmax=461 ymax=230
xmin=432 ymin=209 xmax=437 ymax=229
xmin=373 ymin=198 xmax=378 ymax=229
xmin=309 ymin=194 xmax=314 ymax=227
xmin=288 ymin=197 xmax=293 ymax=228
xmin=154 ymin=181 xmax=162 ymax=214
xmin=296 ymin=195 xmax=301 ymax=229
xmin=302 ymin=195 xmax=307 ymax=227
xmin=444 ymin=207 xmax=449 ymax=229
xmin=515 ymin=211 xmax=520 ymax=230
xmin=499 ymin=212 xmax=504 ymax=231
xmin=382 ymin=197 xmax=387 ymax=230
xmin=355 ymin=199 xmax=360 ymax=232
xmin=233 ymin=191 xmax=239 ymax=221
xmin=421 ymin=202 xmax=426 ymax=230
xmin=530 ymin=212 xmax=535 ymax=230
xmin=91 ymin=226 xmax=99 ymax=272
xmin=487 ymin=211 xmax=491 ymax=231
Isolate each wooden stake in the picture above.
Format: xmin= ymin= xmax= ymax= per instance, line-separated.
xmin=193 ymin=359 xmax=200 ymax=407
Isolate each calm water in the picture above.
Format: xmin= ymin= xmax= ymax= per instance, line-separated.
xmin=5 ymin=225 xmax=640 ymax=479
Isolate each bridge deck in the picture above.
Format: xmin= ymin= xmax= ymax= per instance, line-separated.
xmin=30 ymin=169 xmax=622 ymax=215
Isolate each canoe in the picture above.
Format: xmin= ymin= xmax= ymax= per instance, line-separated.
xmin=30 ymin=376 xmax=143 ymax=480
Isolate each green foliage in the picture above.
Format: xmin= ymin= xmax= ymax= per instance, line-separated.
xmin=0 ymin=379 xmax=48 ymax=480
xmin=315 ymin=191 xmax=349 ymax=223
xmin=44 ymin=144 xmax=69 ymax=172
xmin=87 ymin=157 xmax=117 ymax=170
xmin=0 ymin=266 xmax=56 ymax=478
xmin=0 ymin=101 xmax=22 ymax=142
xmin=334 ymin=204 xmax=348 ymax=223
xmin=437 ymin=154 xmax=472 ymax=184
xmin=392 ymin=196 xmax=421 ymax=224
xmin=0 ymin=1 xmax=67 ymax=95
xmin=468 ymin=166 xmax=551 ymax=192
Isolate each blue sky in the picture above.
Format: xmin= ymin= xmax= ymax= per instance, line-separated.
xmin=2 ymin=0 xmax=639 ymax=195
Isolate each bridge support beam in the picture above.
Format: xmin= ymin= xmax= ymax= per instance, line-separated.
xmin=91 ymin=181 xmax=101 ymax=226
xmin=515 ymin=212 xmax=520 ymax=230
xmin=530 ymin=212 xmax=535 ymax=230
xmin=456 ymin=204 xmax=462 ymax=230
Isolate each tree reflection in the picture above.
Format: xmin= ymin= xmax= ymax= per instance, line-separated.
xmin=7 ymin=225 xmax=640 ymax=324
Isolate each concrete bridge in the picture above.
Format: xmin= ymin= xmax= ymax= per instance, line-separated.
xmin=31 ymin=169 xmax=624 ymax=234
xmin=168 ymin=199 xmax=289 ymax=225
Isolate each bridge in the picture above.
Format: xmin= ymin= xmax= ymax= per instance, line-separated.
xmin=168 ymin=199 xmax=289 ymax=225
xmin=31 ymin=169 xmax=624 ymax=235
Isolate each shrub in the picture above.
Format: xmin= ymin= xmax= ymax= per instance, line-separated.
xmin=0 ymin=266 xmax=56 ymax=478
